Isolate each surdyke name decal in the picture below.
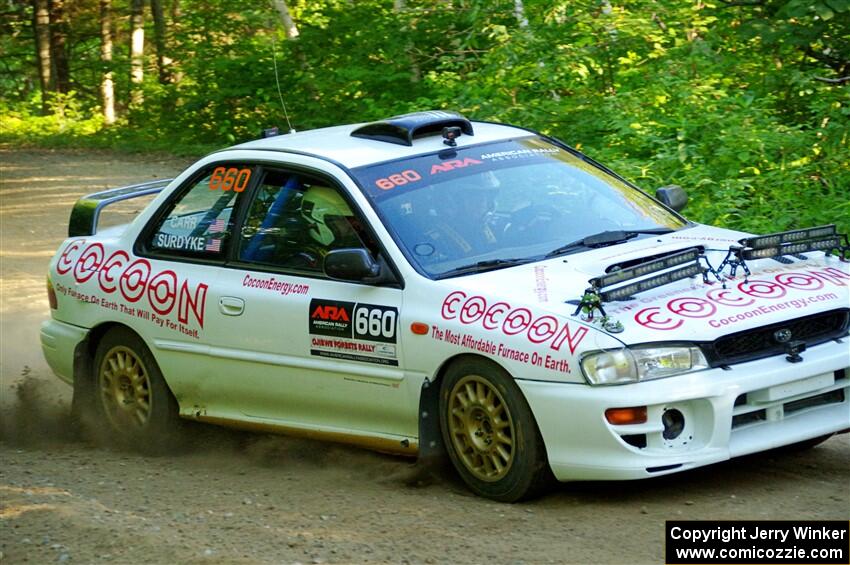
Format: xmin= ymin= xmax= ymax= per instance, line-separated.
xmin=56 ymin=240 xmax=208 ymax=336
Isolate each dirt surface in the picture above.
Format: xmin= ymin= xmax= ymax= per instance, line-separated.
xmin=1 ymin=148 xmax=848 ymax=565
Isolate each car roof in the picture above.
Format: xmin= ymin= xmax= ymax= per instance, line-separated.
xmin=229 ymin=118 xmax=534 ymax=169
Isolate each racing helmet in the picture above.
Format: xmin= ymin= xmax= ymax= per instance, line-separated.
xmin=301 ymin=185 xmax=354 ymax=246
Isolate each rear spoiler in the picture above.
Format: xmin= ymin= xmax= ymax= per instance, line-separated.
xmin=68 ymin=178 xmax=173 ymax=237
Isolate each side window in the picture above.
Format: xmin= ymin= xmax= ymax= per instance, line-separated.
xmin=148 ymin=164 xmax=253 ymax=258
xmin=238 ymin=170 xmax=375 ymax=273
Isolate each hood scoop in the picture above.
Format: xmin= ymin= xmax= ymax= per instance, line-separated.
xmin=351 ymin=110 xmax=474 ymax=146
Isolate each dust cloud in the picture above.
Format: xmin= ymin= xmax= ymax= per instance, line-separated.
xmin=0 ymin=369 xmax=76 ymax=446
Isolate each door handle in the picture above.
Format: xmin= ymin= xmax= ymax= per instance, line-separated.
xmin=219 ymin=296 xmax=245 ymax=316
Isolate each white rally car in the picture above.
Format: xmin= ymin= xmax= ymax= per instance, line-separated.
xmin=42 ymin=111 xmax=850 ymax=501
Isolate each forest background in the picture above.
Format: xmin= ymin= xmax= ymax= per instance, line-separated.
xmin=1 ymin=0 xmax=848 ymax=235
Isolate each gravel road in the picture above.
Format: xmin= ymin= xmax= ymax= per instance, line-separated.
xmin=1 ymin=147 xmax=848 ymax=564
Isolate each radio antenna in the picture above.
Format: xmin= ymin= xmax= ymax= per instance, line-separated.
xmin=271 ymin=35 xmax=295 ymax=134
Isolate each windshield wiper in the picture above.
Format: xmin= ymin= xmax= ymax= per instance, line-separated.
xmin=546 ymin=228 xmax=676 ymax=258
xmin=436 ymin=258 xmax=533 ymax=279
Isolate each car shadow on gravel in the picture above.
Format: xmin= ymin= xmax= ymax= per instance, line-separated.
xmin=3 ymin=374 xmax=845 ymax=507
xmin=544 ymin=435 xmax=848 ymax=509
xmin=180 ymin=421 xmax=475 ymax=496
xmin=0 ymin=374 xmax=469 ymax=493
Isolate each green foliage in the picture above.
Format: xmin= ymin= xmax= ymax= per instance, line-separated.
xmin=2 ymin=0 xmax=848 ymax=235
xmin=1 ymin=93 xmax=104 ymax=139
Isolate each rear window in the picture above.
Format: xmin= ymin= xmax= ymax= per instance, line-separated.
xmin=147 ymin=165 xmax=254 ymax=258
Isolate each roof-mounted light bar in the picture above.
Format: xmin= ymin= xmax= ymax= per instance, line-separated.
xmin=741 ymin=236 xmax=843 ymax=261
xmin=350 ymin=110 xmax=474 ymax=146
xmin=599 ymin=263 xmax=706 ymax=302
xmin=739 ymin=225 xmax=836 ymax=250
xmin=590 ymin=248 xmax=701 ymax=290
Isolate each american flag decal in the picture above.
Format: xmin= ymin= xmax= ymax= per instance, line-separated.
xmin=205 ymin=239 xmax=222 ymax=252
xmin=207 ymin=218 xmax=226 ymax=233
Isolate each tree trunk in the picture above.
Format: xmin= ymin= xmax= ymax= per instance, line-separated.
xmin=513 ymin=0 xmax=529 ymax=28
xmin=150 ymin=0 xmax=170 ymax=83
xmin=270 ymin=0 xmax=317 ymax=101
xmin=100 ymin=0 xmax=116 ymax=124
xmin=168 ymin=0 xmax=183 ymax=83
xmin=129 ymin=0 xmax=145 ymax=107
xmin=272 ymin=0 xmax=299 ymax=39
xmin=33 ymin=0 xmax=52 ymax=113
xmin=49 ymin=0 xmax=69 ymax=94
xmin=393 ymin=0 xmax=421 ymax=83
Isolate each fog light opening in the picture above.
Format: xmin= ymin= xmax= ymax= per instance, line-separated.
xmin=662 ymin=408 xmax=685 ymax=440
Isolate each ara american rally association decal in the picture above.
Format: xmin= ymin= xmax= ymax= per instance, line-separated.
xmin=308 ymin=299 xmax=399 ymax=366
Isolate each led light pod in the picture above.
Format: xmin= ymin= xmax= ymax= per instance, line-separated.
xmin=740 ymin=236 xmax=842 ymax=261
xmin=599 ymin=263 xmax=705 ymax=302
xmin=740 ymin=225 xmax=836 ymax=250
xmin=591 ymin=248 xmax=701 ymax=290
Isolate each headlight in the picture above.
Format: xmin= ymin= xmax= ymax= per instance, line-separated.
xmin=581 ymin=345 xmax=708 ymax=385
xmin=581 ymin=349 xmax=637 ymax=385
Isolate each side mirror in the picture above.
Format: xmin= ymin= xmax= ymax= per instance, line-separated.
xmin=655 ymin=185 xmax=688 ymax=212
xmin=324 ymin=248 xmax=381 ymax=281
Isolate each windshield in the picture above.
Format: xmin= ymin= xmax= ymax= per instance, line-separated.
xmin=352 ymin=137 xmax=687 ymax=278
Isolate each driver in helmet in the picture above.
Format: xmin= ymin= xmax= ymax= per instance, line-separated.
xmin=426 ymin=179 xmax=499 ymax=257
xmin=299 ymin=184 xmax=374 ymax=267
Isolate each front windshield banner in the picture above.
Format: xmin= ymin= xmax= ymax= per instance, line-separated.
xmin=352 ymin=137 xmax=686 ymax=278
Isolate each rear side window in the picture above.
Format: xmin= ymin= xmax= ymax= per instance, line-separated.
xmin=147 ymin=164 xmax=254 ymax=258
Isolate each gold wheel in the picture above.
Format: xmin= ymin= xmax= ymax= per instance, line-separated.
xmin=446 ymin=374 xmax=515 ymax=482
xmin=98 ymin=345 xmax=152 ymax=432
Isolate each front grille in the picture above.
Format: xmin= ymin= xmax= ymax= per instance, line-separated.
xmin=784 ymin=388 xmax=845 ymax=415
xmin=732 ymin=409 xmax=765 ymax=428
xmin=701 ymin=309 xmax=849 ymax=367
xmin=730 ymin=376 xmax=846 ymax=430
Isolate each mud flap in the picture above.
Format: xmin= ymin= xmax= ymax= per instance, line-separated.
xmin=70 ymin=336 xmax=94 ymax=436
xmin=417 ymin=378 xmax=448 ymax=471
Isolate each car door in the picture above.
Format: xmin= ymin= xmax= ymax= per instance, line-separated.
xmin=134 ymin=160 xmax=256 ymax=412
xmin=199 ymin=165 xmax=413 ymax=441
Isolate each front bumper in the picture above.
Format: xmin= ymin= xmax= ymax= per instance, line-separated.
xmin=517 ymin=338 xmax=850 ymax=481
xmin=40 ymin=319 xmax=89 ymax=385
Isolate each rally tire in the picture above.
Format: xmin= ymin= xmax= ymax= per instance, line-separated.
xmin=88 ymin=327 xmax=183 ymax=453
xmin=439 ymin=358 xmax=552 ymax=502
